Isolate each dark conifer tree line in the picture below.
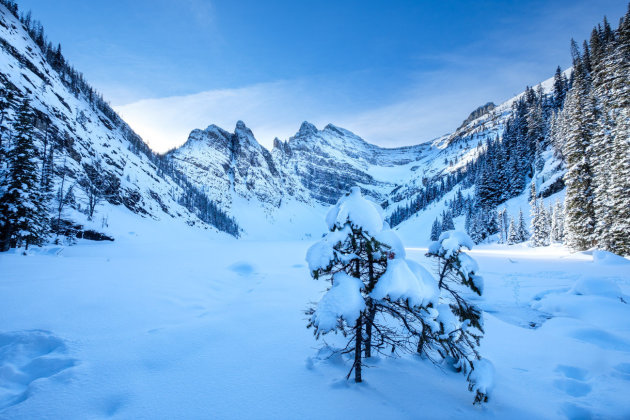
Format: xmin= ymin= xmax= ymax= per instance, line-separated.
xmin=391 ymin=6 xmax=629 ymax=255
xmin=387 ymin=169 xmax=468 ymax=228
xmin=467 ymin=7 xmax=629 ymax=254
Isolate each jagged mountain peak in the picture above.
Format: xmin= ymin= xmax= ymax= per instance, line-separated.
xmin=180 ymin=120 xmax=263 ymax=152
xmin=323 ymin=124 xmax=356 ymax=140
xmin=204 ymin=124 xmax=230 ymax=135
xmin=322 ymin=124 xmax=368 ymax=144
xmin=235 ymin=120 xmax=251 ymax=133
xmin=233 ymin=120 xmax=260 ymax=147
xmin=297 ymin=121 xmax=318 ymax=136
xmin=287 ymin=121 xmax=366 ymax=149
xmin=180 ymin=124 xmax=230 ymax=151
xmin=458 ymin=102 xmax=496 ymax=130
xmin=323 ymin=123 xmax=349 ymax=135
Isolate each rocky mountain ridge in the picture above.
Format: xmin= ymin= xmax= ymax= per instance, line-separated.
xmin=167 ymin=65 xmax=569 ymax=238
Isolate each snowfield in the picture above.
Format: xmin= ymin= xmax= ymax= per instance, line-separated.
xmin=1 ymin=214 xmax=629 ymax=419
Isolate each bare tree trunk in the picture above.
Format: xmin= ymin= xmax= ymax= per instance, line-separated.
xmin=417 ymin=324 xmax=425 ymax=354
xmin=354 ymin=314 xmax=363 ymax=383
xmin=365 ymin=249 xmax=377 ymax=357
xmin=0 ymin=226 xmax=11 ymax=252
xmin=364 ymin=300 xmax=376 ymax=358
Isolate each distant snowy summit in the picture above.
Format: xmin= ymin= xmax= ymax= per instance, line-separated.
xmin=169 ymin=119 xmax=431 ymax=213
xmin=166 ymin=89 xmax=513 ymax=232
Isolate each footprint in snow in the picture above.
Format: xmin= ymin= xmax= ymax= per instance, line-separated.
xmin=100 ymin=393 xmax=129 ymax=417
xmin=553 ymin=364 xmax=592 ymax=398
xmin=569 ymin=328 xmax=630 ymax=352
xmin=555 ymin=365 xmax=589 ymax=381
xmin=0 ymin=330 xmax=76 ymax=411
xmin=561 ymin=402 xmax=592 ymax=420
xmin=228 ymin=262 xmax=255 ymax=276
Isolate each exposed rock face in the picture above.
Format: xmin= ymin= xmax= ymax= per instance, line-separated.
xmin=170 ymin=120 xmax=434 ymax=215
xmin=273 ymin=123 xmax=428 ymax=204
xmin=170 ymin=121 xmax=298 ymax=211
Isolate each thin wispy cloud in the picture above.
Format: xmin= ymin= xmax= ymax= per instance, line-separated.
xmin=104 ymin=0 xmax=628 ymax=153
xmin=115 ymin=53 xmax=546 ymax=153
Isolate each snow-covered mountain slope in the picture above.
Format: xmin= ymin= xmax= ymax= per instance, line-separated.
xmin=170 ymin=120 xmax=432 ymax=208
xmin=170 ymin=121 xmax=304 ymax=212
xmin=168 ymin=91 xmax=510 ymax=236
xmin=169 ymin=63 xmax=569 ymax=239
xmin=272 ymin=122 xmax=429 ymax=205
xmin=0 ymin=4 xmax=225 ymax=236
xmin=169 ymin=120 xmax=434 ymax=237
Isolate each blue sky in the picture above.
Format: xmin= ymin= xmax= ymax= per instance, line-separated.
xmin=17 ymin=0 xmax=628 ymax=151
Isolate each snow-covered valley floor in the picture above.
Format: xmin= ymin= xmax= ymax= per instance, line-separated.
xmin=1 ymin=217 xmax=629 ymax=419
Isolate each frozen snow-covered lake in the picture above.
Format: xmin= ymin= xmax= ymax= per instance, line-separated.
xmin=1 ymin=217 xmax=629 ymax=419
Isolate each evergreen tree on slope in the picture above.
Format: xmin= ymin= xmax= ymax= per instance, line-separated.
xmin=562 ymin=42 xmax=597 ymax=251
xmin=608 ymin=6 xmax=630 ymax=255
xmin=441 ymin=210 xmax=455 ymax=232
xmin=550 ymin=201 xmax=565 ymax=243
xmin=517 ymin=209 xmax=529 ymax=243
xmin=0 ymin=99 xmax=48 ymax=251
xmin=507 ymin=217 xmax=519 ymax=245
xmin=430 ymin=218 xmax=442 ymax=241
xmin=590 ymin=19 xmax=618 ymax=251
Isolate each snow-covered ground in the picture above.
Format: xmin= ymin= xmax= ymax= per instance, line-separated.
xmin=1 ymin=215 xmax=629 ymax=419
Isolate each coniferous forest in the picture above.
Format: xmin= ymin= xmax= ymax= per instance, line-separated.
xmin=467 ymin=11 xmax=629 ymax=255
xmin=388 ymin=10 xmax=630 ymax=256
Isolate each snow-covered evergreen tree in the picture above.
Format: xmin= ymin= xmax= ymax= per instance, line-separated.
xmin=562 ymin=42 xmax=597 ymax=251
xmin=466 ymin=204 xmax=498 ymax=245
xmin=306 ymin=187 xmax=438 ymax=383
xmin=507 ymin=217 xmax=519 ymax=245
xmin=306 ymin=188 xmax=492 ymax=404
xmin=517 ymin=209 xmax=529 ymax=243
xmin=426 ymin=231 xmax=492 ymax=404
xmin=430 ymin=218 xmax=442 ymax=241
xmin=441 ymin=210 xmax=455 ymax=232
xmin=532 ymin=204 xmax=551 ymax=247
xmin=530 ymin=187 xmax=551 ymax=247
xmin=0 ymin=88 xmax=14 ymax=172
xmin=0 ymin=88 xmax=15 ymax=242
xmin=607 ymin=6 xmax=630 ymax=255
xmin=497 ymin=208 xmax=508 ymax=244
xmin=0 ymin=99 xmax=49 ymax=250
xmin=552 ymin=66 xmax=568 ymax=110
xmin=550 ymin=201 xmax=565 ymax=243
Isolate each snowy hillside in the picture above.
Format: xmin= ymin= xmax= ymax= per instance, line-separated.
xmin=0 ymin=4 xmax=235 ymax=238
